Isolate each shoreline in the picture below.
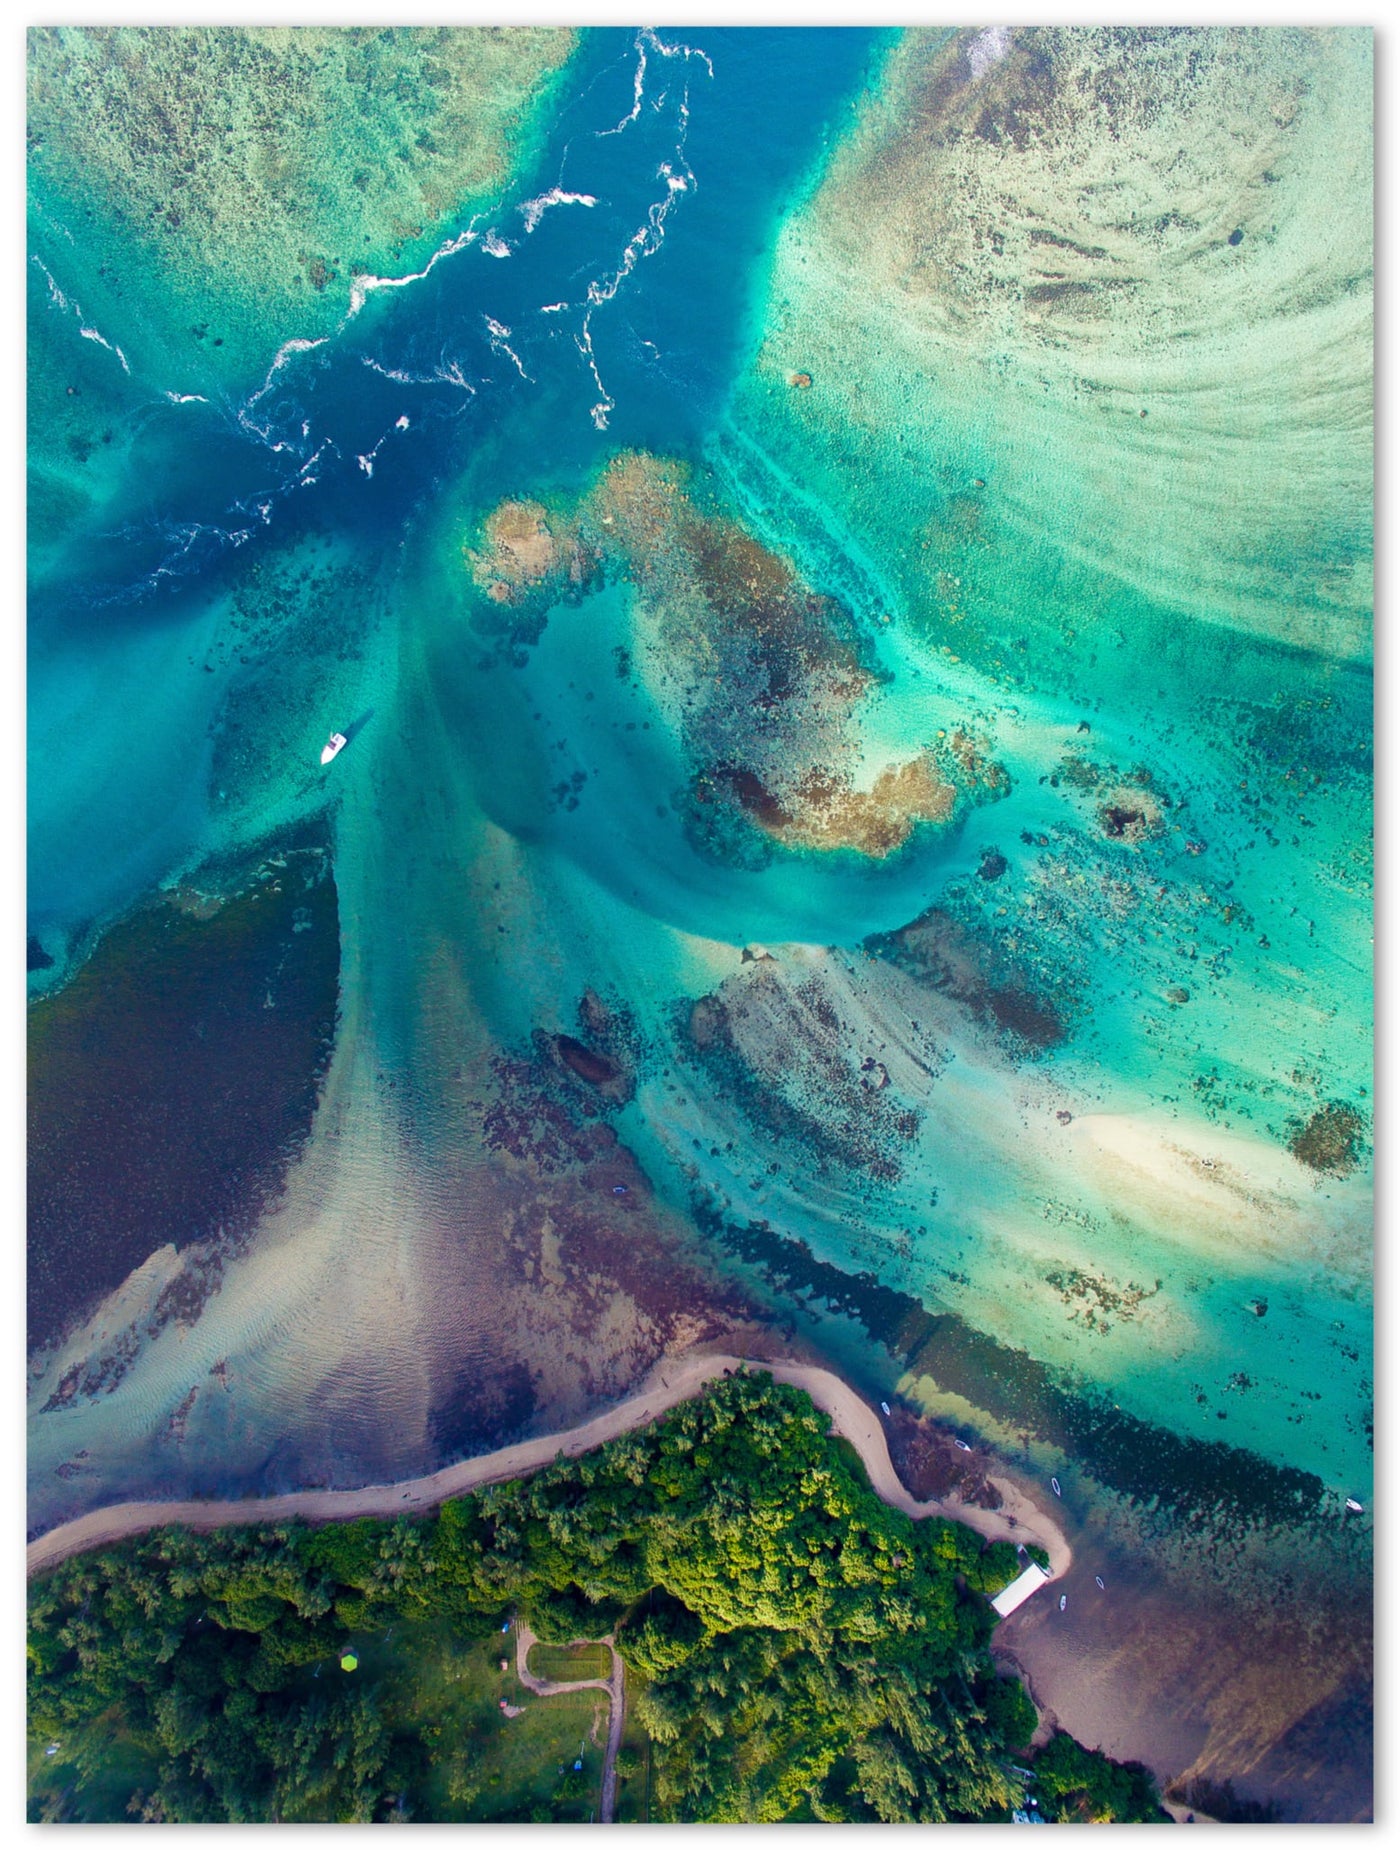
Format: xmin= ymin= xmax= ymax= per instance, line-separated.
xmin=26 ymin=1351 xmax=1072 ymax=1583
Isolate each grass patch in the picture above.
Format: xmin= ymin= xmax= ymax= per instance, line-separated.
xmin=526 ymin=1640 xmax=613 ymax=1683
xmin=375 ymin=1622 xmax=607 ymax=1823
xmin=613 ymin=1663 xmax=653 ymax=1824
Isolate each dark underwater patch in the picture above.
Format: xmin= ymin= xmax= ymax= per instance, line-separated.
xmin=1287 ymin=1101 xmax=1366 ymax=1176
xmin=866 ymin=903 xmax=1070 ymax=1053
xmin=700 ymin=1205 xmax=1329 ymax=1529
xmin=27 ymin=833 xmax=340 ymax=1356
xmin=427 ymin=1358 xmax=536 ymax=1464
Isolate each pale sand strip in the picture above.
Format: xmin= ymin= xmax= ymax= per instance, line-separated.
xmin=26 ymin=1354 xmax=1071 ymax=1582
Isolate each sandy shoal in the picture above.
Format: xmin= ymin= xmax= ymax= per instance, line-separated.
xmin=26 ymin=1351 xmax=1071 ymax=1581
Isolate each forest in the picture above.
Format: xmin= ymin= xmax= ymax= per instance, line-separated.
xmin=29 ymin=1372 xmax=1167 ymax=1822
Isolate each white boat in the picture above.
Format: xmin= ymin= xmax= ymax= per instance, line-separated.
xmin=320 ymin=731 xmax=348 ymax=766
xmin=1095 ymin=1575 xmax=1105 ymax=1590
xmin=1050 ymin=1477 xmax=1061 ymax=1497
xmin=1059 ymin=1594 xmax=1067 ymax=1611
xmin=955 ymin=1440 xmax=973 ymax=1452
xmin=1345 ymin=1497 xmax=1365 ymax=1513
xmin=880 ymin=1401 xmax=891 ymax=1416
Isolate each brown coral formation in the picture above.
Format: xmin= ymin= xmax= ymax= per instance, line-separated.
xmin=465 ymin=498 xmax=593 ymax=605
xmin=709 ymin=756 xmax=956 ymax=858
xmin=871 ymin=904 xmax=1067 ymax=1051
xmin=465 ymin=453 xmax=1008 ymax=863
xmin=1288 ymin=1102 xmax=1365 ymax=1176
xmin=1097 ymin=786 xmax=1164 ymax=843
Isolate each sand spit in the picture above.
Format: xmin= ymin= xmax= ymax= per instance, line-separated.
xmin=26 ymin=1352 xmax=1071 ymax=1580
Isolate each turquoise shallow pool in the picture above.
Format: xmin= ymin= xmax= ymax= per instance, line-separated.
xmin=28 ymin=25 xmax=1371 ymax=1812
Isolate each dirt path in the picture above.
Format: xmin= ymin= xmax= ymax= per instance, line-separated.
xmin=26 ymin=1352 xmax=1071 ymax=1583
xmin=513 ymin=1621 xmax=625 ymax=1823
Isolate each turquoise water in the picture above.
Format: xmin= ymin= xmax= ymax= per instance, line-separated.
xmin=28 ymin=30 xmax=1371 ymax=1804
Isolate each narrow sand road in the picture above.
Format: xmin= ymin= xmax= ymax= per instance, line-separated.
xmin=513 ymin=1621 xmax=625 ymax=1823
xmin=26 ymin=1352 xmax=1071 ymax=1582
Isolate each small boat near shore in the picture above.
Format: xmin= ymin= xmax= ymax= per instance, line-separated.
xmin=1050 ymin=1476 xmax=1061 ymax=1497
xmin=1345 ymin=1496 xmax=1365 ymax=1513
xmin=320 ymin=731 xmax=348 ymax=766
xmin=1059 ymin=1594 xmax=1067 ymax=1611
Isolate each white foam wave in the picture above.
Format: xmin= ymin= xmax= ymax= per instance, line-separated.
xmin=599 ymin=26 xmax=712 ymax=142
xmin=438 ymin=360 xmax=477 ymax=395
xmin=356 ymin=408 xmax=416 ymax=476
xmin=481 ymin=230 xmax=514 ymax=259
xmin=599 ymin=33 xmax=649 ymax=136
xmin=298 ymin=441 xmax=333 ymax=479
xmin=519 ymin=188 xmax=599 ymax=234
xmin=362 ymin=354 xmax=477 ymax=396
xmin=578 ymin=160 xmax=692 ymax=429
xmin=484 ymin=315 xmax=532 ymax=383
xmin=79 ymin=325 xmax=131 ymax=372
xmin=572 ymin=27 xmax=710 ymax=429
xmin=361 ymin=357 xmax=419 ymax=386
xmin=245 ymin=337 xmax=329 ymax=407
xmin=32 ymin=256 xmax=131 ymax=373
xmin=346 ymin=222 xmax=480 ymax=319
xmin=646 ymin=24 xmax=713 ymax=79
xmin=31 ymin=257 xmax=69 ymax=312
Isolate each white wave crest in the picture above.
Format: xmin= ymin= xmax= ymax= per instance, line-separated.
xmin=362 ymin=354 xmax=477 ymax=396
xmin=248 ymin=337 xmax=328 ymax=404
xmin=598 ymin=25 xmax=712 ymax=141
xmin=573 ymin=27 xmax=710 ymax=429
xmin=32 ymin=256 xmax=131 ymax=373
xmin=519 ymin=188 xmax=599 ymax=234
xmin=31 ymin=257 xmax=69 ymax=312
xmin=346 ymin=222 xmax=480 ymax=319
xmin=79 ymin=325 xmax=131 ymax=372
xmin=484 ymin=315 xmax=532 ymax=383
xmin=481 ymin=230 xmax=514 ymax=259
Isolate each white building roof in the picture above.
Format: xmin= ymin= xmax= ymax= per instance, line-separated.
xmin=990 ymin=1559 xmax=1052 ymax=1619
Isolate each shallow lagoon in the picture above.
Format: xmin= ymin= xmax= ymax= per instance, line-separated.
xmin=28 ymin=25 xmax=1371 ymax=1818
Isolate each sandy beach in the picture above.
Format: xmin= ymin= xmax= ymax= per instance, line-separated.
xmin=26 ymin=1351 xmax=1071 ymax=1580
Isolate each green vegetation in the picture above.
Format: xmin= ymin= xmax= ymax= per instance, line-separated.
xmin=1031 ymin=1731 xmax=1171 ymax=1824
xmin=526 ymin=1640 xmax=612 ymax=1683
xmin=612 ymin=1673 xmax=655 ymax=1822
xmin=28 ymin=1372 xmax=1167 ymax=1823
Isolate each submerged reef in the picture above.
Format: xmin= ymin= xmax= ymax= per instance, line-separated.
xmin=27 ymin=27 xmax=576 ymax=387
xmin=27 ymin=22 xmax=1371 ymax=1822
xmin=745 ymin=26 xmax=1372 ymax=664
xmin=462 ymin=453 xmax=1008 ymax=867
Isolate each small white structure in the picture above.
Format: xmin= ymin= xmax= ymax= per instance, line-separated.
xmin=990 ymin=1559 xmax=1052 ymax=1620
